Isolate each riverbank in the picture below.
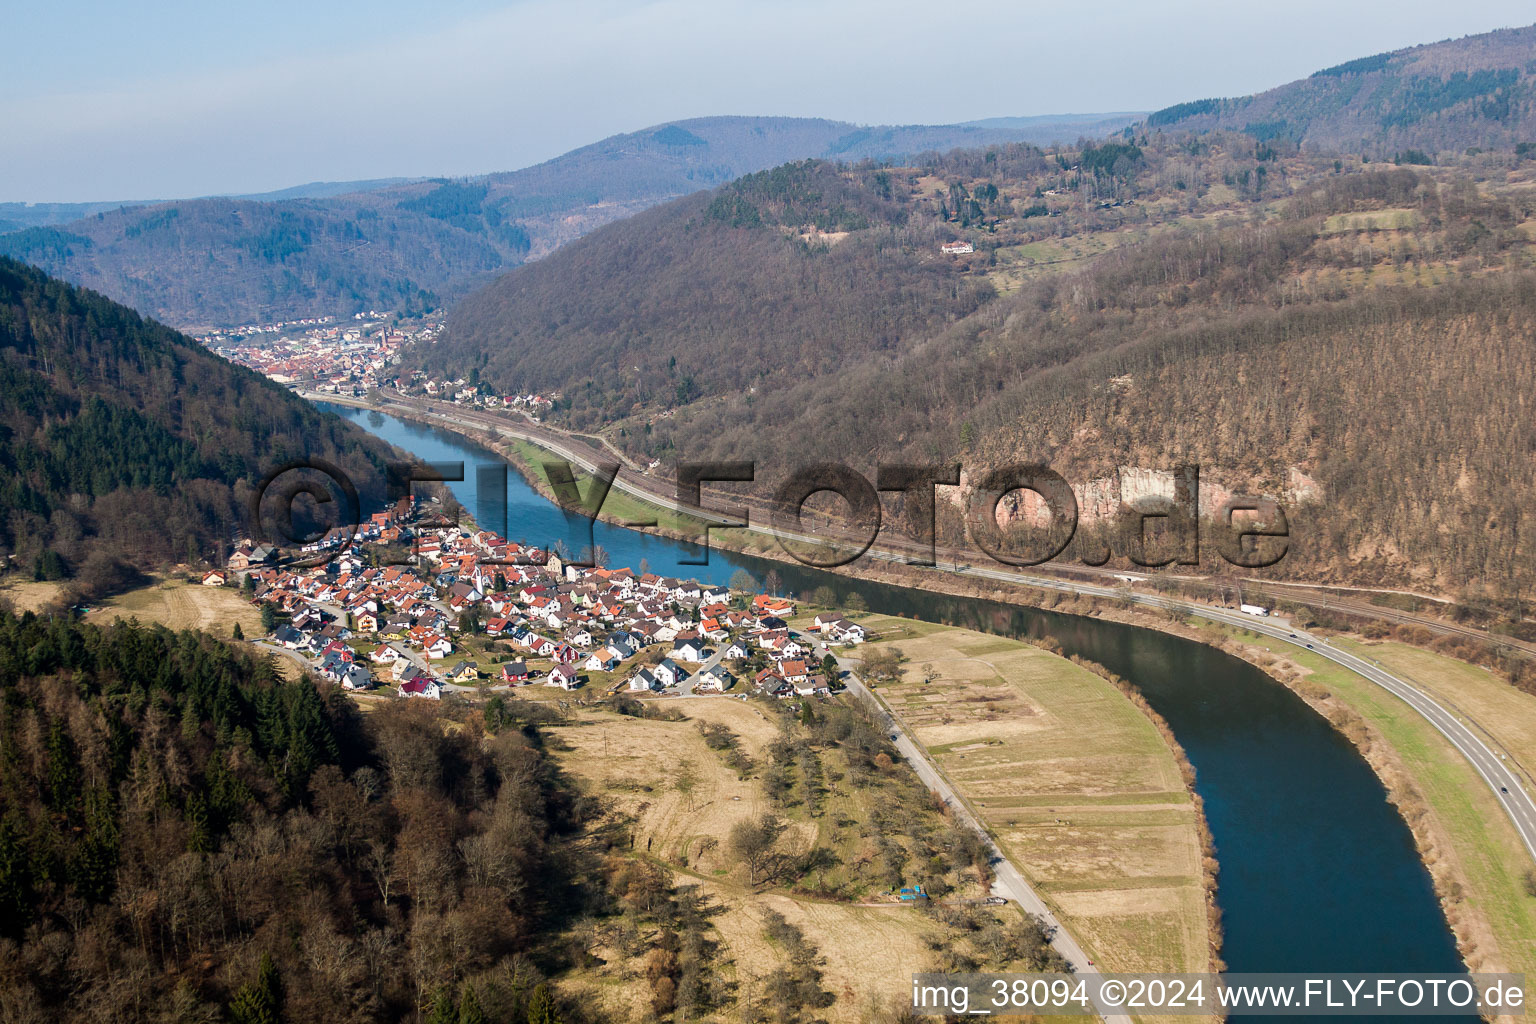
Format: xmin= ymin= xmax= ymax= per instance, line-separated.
xmin=836 ymin=553 xmax=1536 ymax=981
xmin=855 ymin=615 xmax=1219 ymax=984
xmin=325 ymin=395 xmax=1476 ymax=978
xmin=1199 ymin=624 xmax=1536 ymax=982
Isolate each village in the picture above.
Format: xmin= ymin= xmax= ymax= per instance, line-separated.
xmin=205 ymin=312 xmax=570 ymax=418
xmin=218 ymin=499 xmax=868 ymax=703
xmin=200 ymin=310 xmax=443 ymax=396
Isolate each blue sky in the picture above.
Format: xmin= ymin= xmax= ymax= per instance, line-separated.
xmin=3 ymin=0 xmax=1533 ymax=202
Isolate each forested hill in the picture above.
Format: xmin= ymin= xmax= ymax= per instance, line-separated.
xmin=475 ymin=114 xmax=1140 ymax=242
xmin=0 ymin=258 xmax=391 ymax=587
xmin=0 ymin=114 xmax=1137 ymax=330
xmin=0 ymin=611 xmax=582 ymax=1021
xmin=1143 ymin=23 xmax=1536 ymax=157
xmin=420 ymin=159 xmax=998 ymax=404
xmin=406 ymin=129 xmax=1536 ymax=600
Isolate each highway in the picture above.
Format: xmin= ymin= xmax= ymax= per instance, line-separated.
xmin=312 ymin=389 xmax=1536 ymax=867
xmin=940 ymin=560 xmax=1536 ymax=866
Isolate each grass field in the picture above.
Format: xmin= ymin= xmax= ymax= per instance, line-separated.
xmin=552 ymin=697 xmax=790 ymax=872
xmin=1217 ymin=626 xmax=1536 ymax=976
xmin=697 ymin=882 xmax=940 ymax=1020
xmin=1334 ymin=639 xmax=1536 ymax=778
xmin=858 ymin=615 xmax=1211 ymax=976
xmin=547 ymin=696 xmax=950 ymax=1022
xmin=0 ymin=579 xmax=68 ymax=613
xmin=1322 ymin=207 xmax=1420 ymax=233
xmin=83 ymin=577 xmax=262 ymax=638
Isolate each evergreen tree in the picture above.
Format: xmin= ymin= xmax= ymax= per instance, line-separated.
xmin=228 ymin=953 xmax=282 ymax=1024
xmin=424 ymin=988 xmax=456 ymax=1024
xmin=525 ymin=983 xmax=559 ymax=1024
xmin=457 ymin=983 xmax=486 ymax=1024
xmin=0 ymin=815 xmax=35 ymax=937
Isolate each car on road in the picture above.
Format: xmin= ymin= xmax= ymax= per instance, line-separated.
xmin=889 ymin=733 xmax=899 ymax=741
xmin=1289 ymin=633 xmax=1297 ymax=638
xmin=1305 ymin=644 xmax=1313 ymax=649
xmin=1501 ymin=786 xmax=1509 ymax=794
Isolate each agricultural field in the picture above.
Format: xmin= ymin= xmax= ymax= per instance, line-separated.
xmin=1322 ymin=207 xmax=1420 ymax=233
xmin=858 ymin=615 xmax=1212 ymax=976
xmin=986 ymin=232 xmax=1128 ymax=293
xmin=545 ymin=695 xmax=1043 ymax=1023
xmin=0 ymin=579 xmax=68 ymax=613
xmin=82 ymin=576 xmax=262 ymax=638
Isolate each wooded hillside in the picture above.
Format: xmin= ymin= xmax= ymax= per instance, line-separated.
xmin=1144 ymin=24 xmax=1536 ymax=158
xmin=0 ymin=612 xmax=585 ymax=1022
xmin=0 ymin=115 xmax=1135 ymax=330
xmin=420 ymin=160 xmax=996 ymax=413
xmin=0 ymin=258 xmax=392 ymax=586
xmin=410 ymin=125 xmax=1536 ymax=599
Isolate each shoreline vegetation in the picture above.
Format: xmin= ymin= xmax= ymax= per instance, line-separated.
xmin=1049 ymin=647 xmax=1225 ymax=974
xmin=366 ymin=401 xmax=1534 ymax=981
xmin=1197 ymin=626 xmax=1536 ymax=985
xmin=854 ymin=615 xmax=1220 ymax=985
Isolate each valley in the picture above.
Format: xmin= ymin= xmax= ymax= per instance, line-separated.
xmin=0 ymin=115 xmax=1138 ymax=331
xmin=6 ymin=12 xmax=1536 ymax=1024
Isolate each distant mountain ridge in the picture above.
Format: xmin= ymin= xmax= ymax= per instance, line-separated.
xmin=1143 ymin=23 xmax=1536 ymax=155
xmin=406 ymin=24 xmax=1536 ymax=596
xmin=0 ymin=112 xmax=1138 ymax=329
xmin=0 ymin=179 xmax=423 ymax=232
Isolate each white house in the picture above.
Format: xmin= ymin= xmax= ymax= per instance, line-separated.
xmin=697 ymin=666 xmax=735 ymax=693
xmin=585 ymin=651 xmax=622 ymax=673
xmin=370 ymin=644 xmax=403 ymax=665
xmin=400 ymin=676 xmax=441 ymax=700
xmin=835 ymin=622 xmax=867 ymax=644
xmin=671 ymin=638 xmax=708 ymax=663
xmin=653 ymin=659 xmax=687 ymax=689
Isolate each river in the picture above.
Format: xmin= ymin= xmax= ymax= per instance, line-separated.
xmin=325 ymin=403 xmax=1466 ymax=984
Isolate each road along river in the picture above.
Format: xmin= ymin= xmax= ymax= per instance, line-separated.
xmin=326 ymin=404 xmax=1468 ymax=999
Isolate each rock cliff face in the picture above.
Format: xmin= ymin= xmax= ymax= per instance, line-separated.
xmin=945 ymin=464 xmax=1322 ymax=526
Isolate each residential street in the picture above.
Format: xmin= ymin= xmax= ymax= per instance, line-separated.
xmin=310 ymin=388 xmax=1536 ymax=871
